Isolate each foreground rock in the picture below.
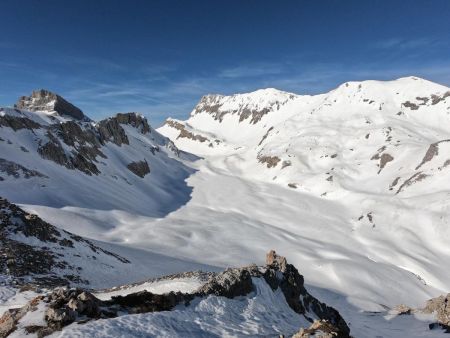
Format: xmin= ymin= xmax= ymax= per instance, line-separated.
xmin=291 ymin=319 xmax=345 ymax=338
xmin=422 ymin=293 xmax=450 ymax=332
xmin=389 ymin=294 xmax=450 ymax=333
xmin=0 ymin=250 xmax=350 ymax=338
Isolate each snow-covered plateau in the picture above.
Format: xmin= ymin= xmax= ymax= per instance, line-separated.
xmin=1 ymin=78 xmax=450 ymax=337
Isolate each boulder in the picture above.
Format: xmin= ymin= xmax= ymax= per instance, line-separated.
xmin=197 ymin=267 xmax=254 ymax=298
xmin=423 ymin=293 xmax=450 ymax=328
xmin=292 ymin=319 xmax=344 ymax=338
xmin=126 ymin=160 xmax=150 ymax=178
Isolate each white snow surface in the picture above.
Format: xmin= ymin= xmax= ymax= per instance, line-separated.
xmin=1 ymin=77 xmax=450 ymax=336
xmin=94 ymin=276 xmax=204 ymax=301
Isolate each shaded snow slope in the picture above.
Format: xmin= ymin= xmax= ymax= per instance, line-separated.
xmin=0 ymin=198 xmax=217 ymax=298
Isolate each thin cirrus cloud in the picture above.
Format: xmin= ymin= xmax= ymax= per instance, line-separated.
xmin=60 ymin=55 xmax=450 ymax=126
xmin=372 ymin=37 xmax=445 ymax=50
xmin=2 ymin=35 xmax=449 ymax=126
xmin=218 ymin=62 xmax=285 ymax=78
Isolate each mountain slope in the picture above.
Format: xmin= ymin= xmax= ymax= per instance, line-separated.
xmin=0 ymin=90 xmax=194 ymax=217
xmin=155 ymin=76 xmax=450 ymax=310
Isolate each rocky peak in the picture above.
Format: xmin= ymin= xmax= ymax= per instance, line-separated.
xmin=15 ymin=89 xmax=86 ymax=121
xmin=191 ymin=89 xmax=298 ymax=124
xmin=114 ymin=113 xmax=151 ymax=134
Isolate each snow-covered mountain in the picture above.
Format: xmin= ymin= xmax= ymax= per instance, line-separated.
xmin=157 ymin=76 xmax=450 ymax=335
xmin=0 ymin=90 xmax=195 ymax=217
xmin=2 ymin=78 xmax=450 ymax=337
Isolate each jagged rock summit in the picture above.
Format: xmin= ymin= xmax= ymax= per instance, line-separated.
xmin=15 ymin=89 xmax=87 ymax=121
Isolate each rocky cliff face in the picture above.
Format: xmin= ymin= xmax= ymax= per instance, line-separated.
xmin=191 ymin=88 xmax=298 ymax=124
xmin=15 ymin=89 xmax=86 ymax=121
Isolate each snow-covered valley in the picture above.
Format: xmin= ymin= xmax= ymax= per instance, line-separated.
xmin=1 ymin=78 xmax=450 ymax=337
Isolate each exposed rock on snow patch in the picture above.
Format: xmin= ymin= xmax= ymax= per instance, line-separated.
xmin=126 ymin=160 xmax=150 ymax=178
xmin=0 ymin=159 xmax=47 ymax=179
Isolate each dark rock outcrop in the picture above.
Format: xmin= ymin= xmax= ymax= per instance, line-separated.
xmin=97 ymin=117 xmax=129 ymax=146
xmin=15 ymin=89 xmax=86 ymax=121
xmin=0 ymin=159 xmax=47 ymax=179
xmin=197 ymin=267 xmax=254 ymax=298
xmin=126 ymin=160 xmax=150 ymax=178
xmin=396 ymin=172 xmax=428 ymax=194
xmin=0 ymin=115 xmax=41 ymax=131
xmin=415 ymin=139 xmax=450 ymax=170
xmin=0 ymin=286 xmax=193 ymax=337
xmin=258 ymin=154 xmax=281 ymax=168
xmin=263 ymin=252 xmax=350 ymax=337
xmin=0 ymin=197 xmax=129 ymax=287
xmin=402 ymin=101 xmax=420 ymax=110
xmin=164 ymin=120 xmax=209 ymax=143
xmin=37 ymin=130 xmax=101 ymax=176
xmin=115 ymin=113 xmax=151 ymax=134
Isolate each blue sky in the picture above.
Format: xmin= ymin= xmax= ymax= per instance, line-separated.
xmin=1 ymin=0 xmax=449 ymax=125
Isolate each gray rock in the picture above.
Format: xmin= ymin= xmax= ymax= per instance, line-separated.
xmin=115 ymin=113 xmax=151 ymax=134
xmin=45 ymin=307 xmax=77 ymax=326
xmin=0 ymin=115 xmax=41 ymax=131
xmin=423 ymin=293 xmax=450 ymax=327
xmin=291 ymin=319 xmax=344 ymax=338
xmin=266 ymin=250 xmax=287 ymax=272
xmin=15 ymin=89 xmax=86 ymax=121
xmin=0 ymin=198 xmax=129 ymax=287
xmin=258 ymin=154 xmax=281 ymax=168
xmin=197 ymin=267 xmax=254 ymax=298
xmin=97 ymin=117 xmax=129 ymax=146
xmin=126 ymin=160 xmax=150 ymax=178
xmin=0 ymin=158 xmax=47 ymax=179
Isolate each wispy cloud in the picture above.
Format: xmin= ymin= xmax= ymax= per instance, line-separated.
xmin=372 ymin=37 xmax=445 ymax=50
xmin=218 ymin=62 xmax=285 ymax=78
xmin=2 ymin=43 xmax=450 ymax=127
xmin=63 ymin=57 xmax=450 ymax=125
